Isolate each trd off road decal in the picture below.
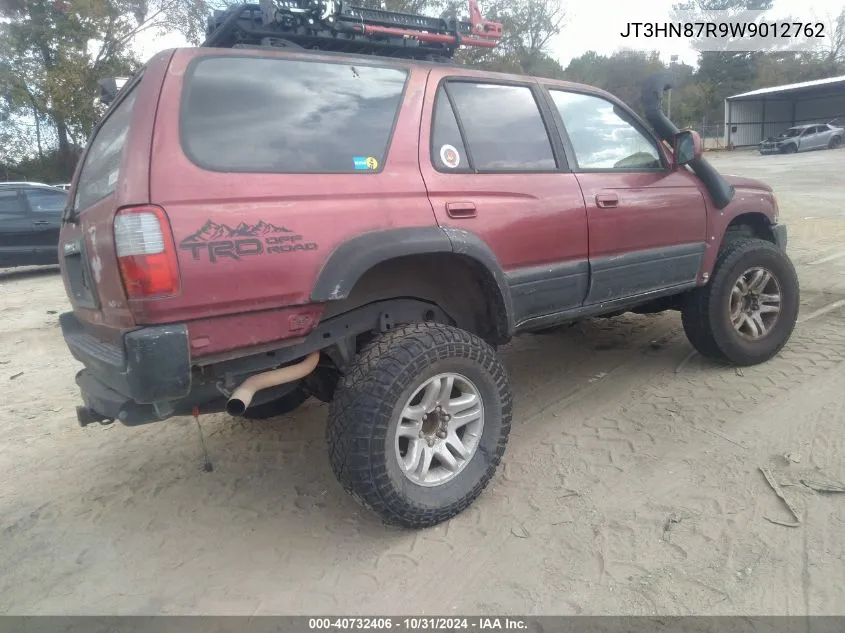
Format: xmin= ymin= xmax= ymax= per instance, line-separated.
xmin=179 ymin=220 xmax=318 ymax=263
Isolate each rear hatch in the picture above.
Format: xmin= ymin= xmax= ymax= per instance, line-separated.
xmin=59 ymin=51 xmax=173 ymax=343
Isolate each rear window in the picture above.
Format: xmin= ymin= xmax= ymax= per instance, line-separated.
xmin=74 ymin=85 xmax=139 ymax=212
xmin=180 ymin=56 xmax=408 ymax=174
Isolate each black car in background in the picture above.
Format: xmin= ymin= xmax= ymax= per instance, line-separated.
xmin=0 ymin=182 xmax=68 ymax=268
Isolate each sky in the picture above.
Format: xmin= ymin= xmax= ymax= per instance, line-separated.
xmin=134 ymin=0 xmax=845 ymax=69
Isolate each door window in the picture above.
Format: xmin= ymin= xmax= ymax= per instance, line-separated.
xmin=444 ymin=81 xmax=557 ymax=172
xmin=25 ymin=188 xmax=68 ymax=213
xmin=550 ymin=90 xmax=663 ymax=170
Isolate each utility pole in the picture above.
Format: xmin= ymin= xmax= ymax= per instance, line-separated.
xmin=668 ymin=55 xmax=678 ymax=121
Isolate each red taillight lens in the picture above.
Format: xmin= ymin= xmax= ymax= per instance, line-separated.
xmin=114 ymin=206 xmax=180 ymax=299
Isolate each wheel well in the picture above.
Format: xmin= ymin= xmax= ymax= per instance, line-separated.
xmin=320 ymin=253 xmax=509 ymax=345
xmin=724 ymin=213 xmax=776 ymax=245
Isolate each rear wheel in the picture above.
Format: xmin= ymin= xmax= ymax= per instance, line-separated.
xmin=829 ymin=136 xmax=842 ymax=149
xmin=326 ymin=322 xmax=512 ymax=528
xmin=681 ymin=238 xmax=799 ymax=366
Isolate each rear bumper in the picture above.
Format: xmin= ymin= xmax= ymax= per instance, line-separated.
xmin=60 ymin=312 xmax=197 ymax=424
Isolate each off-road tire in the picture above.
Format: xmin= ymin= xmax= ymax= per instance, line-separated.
xmin=829 ymin=136 xmax=842 ymax=150
xmin=326 ymin=322 xmax=512 ymax=528
xmin=242 ymin=387 xmax=310 ymax=420
xmin=681 ymin=238 xmax=799 ymax=366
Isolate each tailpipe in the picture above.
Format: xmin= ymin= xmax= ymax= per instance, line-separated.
xmin=642 ymin=72 xmax=735 ymax=210
xmin=226 ymin=351 xmax=320 ymax=416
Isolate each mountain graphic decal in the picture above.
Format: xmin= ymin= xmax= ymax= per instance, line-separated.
xmin=181 ymin=220 xmax=292 ymax=243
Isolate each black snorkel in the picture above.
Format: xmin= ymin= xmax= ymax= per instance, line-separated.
xmin=642 ymin=73 xmax=735 ymax=210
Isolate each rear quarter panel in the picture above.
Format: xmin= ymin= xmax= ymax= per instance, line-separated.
xmin=147 ymin=49 xmax=436 ymax=356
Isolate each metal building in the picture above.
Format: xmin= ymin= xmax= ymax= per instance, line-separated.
xmin=724 ymin=75 xmax=845 ymax=147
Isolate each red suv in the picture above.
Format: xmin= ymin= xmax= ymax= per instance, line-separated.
xmin=58 ymin=43 xmax=798 ymax=528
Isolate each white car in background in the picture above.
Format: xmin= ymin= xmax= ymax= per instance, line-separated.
xmin=759 ymin=121 xmax=844 ymax=154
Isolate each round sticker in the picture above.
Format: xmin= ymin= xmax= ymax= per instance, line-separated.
xmin=439 ymin=144 xmax=461 ymax=169
xmin=366 ymin=156 xmax=379 ymax=170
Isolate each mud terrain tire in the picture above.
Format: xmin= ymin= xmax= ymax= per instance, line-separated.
xmin=326 ymin=323 xmax=512 ymax=528
xmin=682 ymin=238 xmax=799 ymax=366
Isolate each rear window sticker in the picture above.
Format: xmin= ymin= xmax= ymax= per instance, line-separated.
xmin=439 ymin=144 xmax=460 ymax=169
xmin=353 ymin=156 xmax=379 ymax=170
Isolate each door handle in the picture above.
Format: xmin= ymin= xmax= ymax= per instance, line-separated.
xmin=595 ymin=193 xmax=619 ymax=209
xmin=446 ymin=201 xmax=477 ymax=218
xmin=32 ymin=220 xmax=50 ymax=226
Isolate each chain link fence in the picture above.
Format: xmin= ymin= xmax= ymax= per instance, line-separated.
xmin=689 ymin=123 xmax=727 ymax=150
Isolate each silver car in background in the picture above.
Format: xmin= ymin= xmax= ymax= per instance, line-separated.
xmin=759 ymin=121 xmax=844 ymax=154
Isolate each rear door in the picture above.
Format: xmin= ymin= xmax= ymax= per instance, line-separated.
xmin=418 ymin=71 xmax=590 ymax=327
xmin=544 ymin=87 xmax=708 ymax=304
xmin=0 ymin=189 xmax=34 ymax=266
xmin=810 ymin=125 xmax=830 ymax=149
xmin=22 ymin=187 xmax=66 ymax=263
xmin=798 ymin=126 xmax=818 ymax=151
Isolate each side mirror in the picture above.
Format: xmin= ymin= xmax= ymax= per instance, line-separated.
xmin=673 ymin=130 xmax=702 ymax=166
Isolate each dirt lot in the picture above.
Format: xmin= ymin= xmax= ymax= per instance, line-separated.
xmin=1 ymin=149 xmax=844 ymax=616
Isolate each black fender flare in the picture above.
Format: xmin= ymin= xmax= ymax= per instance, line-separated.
xmin=310 ymin=226 xmax=515 ymax=337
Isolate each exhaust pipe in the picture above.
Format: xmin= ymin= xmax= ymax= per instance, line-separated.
xmin=226 ymin=351 xmax=320 ymax=416
xmin=642 ymin=72 xmax=735 ymax=210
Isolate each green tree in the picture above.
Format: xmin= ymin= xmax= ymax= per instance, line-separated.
xmin=0 ymin=0 xmax=209 ymax=180
xmin=562 ymin=49 xmax=685 ymax=117
xmin=444 ymin=0 xmax=567 ymax=76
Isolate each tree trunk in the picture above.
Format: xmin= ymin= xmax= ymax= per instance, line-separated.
xmin=34 ymin=111 xmax=43 ymax=162
xmin=56 ymin=120 xmax=74 ymax=180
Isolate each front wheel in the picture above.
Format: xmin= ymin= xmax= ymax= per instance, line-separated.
xmin=782 ymin=144 xmax=798 ymax=154
xmin=326 ymin=323 xmax=512 ymax=528
xmin=681 ymin=238 xmax=799 ymax=366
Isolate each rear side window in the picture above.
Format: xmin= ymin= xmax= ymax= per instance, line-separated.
xmin=74 ymin=85 xmax=139 ymax=212
xmin=26 ymin=188 xmax=67 ymax=213
xmin=431 ymin=87 xmax=470 ymax=172
xmin=445 ymin=82 xmax=556 ymax=172
xmin=180 ymin=56 xmax=408 ymax=174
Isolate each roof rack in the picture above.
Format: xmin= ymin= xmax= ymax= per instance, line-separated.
xmin=202 ymin=0 xmax=502 ymax=61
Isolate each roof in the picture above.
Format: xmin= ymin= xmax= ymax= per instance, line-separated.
xmin=727 ymin=75 xmax=845 ymax=101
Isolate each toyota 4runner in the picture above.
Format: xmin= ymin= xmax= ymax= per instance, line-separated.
xmin=57 ymin=2 xmax=798 ymax=528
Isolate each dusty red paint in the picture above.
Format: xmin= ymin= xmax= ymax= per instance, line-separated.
xmin=58 ymin=46 xmax=779 ymax=363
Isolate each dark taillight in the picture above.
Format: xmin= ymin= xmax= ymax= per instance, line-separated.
xmin=114 ymin=205 xmax=180 ymax=299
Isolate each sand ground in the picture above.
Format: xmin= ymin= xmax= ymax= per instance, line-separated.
xmin=1 ymin=149 xmax=844 ymax=616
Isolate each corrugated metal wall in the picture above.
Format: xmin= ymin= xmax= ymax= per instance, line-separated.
xmin=795 ymin=94 xmax=845 ymax=123
xmin=725 ymin=91 xmax=845 ymax=146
